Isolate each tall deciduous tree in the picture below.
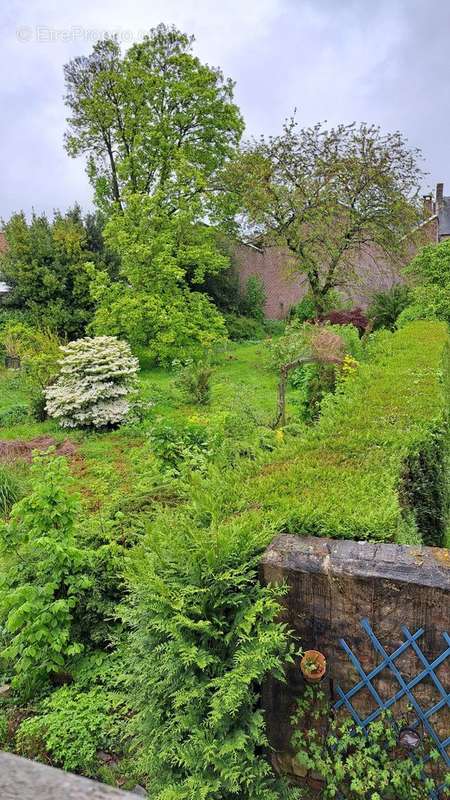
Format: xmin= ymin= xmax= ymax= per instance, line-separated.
xmin=226 ymin=119 xmax=424 ymax=313
xmin=89 ymin=194 xmax=227 ymax=364
xmin=64 ymin=25 xmax=244 ymax=213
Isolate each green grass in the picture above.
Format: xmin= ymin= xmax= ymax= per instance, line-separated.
xmin=0 ymin=340 xmax=286 ymax=510
xmin=1 ymin=330 xmax=449 ymax=548
xmin=0 ymin=368 xmax=29 ymax=412
xmin=243 ymin=322 xmax=450 ymax=546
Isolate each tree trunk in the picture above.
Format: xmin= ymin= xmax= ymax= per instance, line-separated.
xmin=272 ymin=357 xmax=314 ymax=428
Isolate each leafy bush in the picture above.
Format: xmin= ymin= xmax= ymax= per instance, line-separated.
xmin=291 ymin=688 xmax=442 ymax=799
xmin=16 ymin=652 xmax=130 ymax=776
xmin=123 ymin=474 xmax=296 ymax=800
xmin=174 ymin=359 xmax=213 ymax=405
xmin=45 ymin=336 xmax=139 ymax=429
xmin=21 ymin=329 xmax=61 ymax=392
xmin=0 ymin=210 xmax=99 ymax=338
xmin=223 ymin=313 xmax=266 ymax=341
xmin=29 ymin=390 xmax=48 ymax=422
xmin=396 ymin=284 xmax=450 ymax=327
xmin=238 ymin=275 xmax=266 ymax=320
xmin=0 ymin=455 xmax=92 ymax=696
xmin=405 ymin=238 xmax=450 ymax=287
xmin=0 ymin=453 xmax=126 ymax=698
xmin=17 ymin=686 xmax=125 ymax=775
xmin=269 ymin=322 xmax=363 ymax=422
xmin=398 ymin=240 xmax=450 ymax=327
xmin=149 ymin=418 xmax=213 ymax=474
xmin=92 ymin=286 xmax=228 ymax=366
xmin=368 ymin=284 xmax=411 ymax=330
xmin=249 ymin=322 xmax=450 ymax=545
xmin=288 ymin=290 xmax=347 ymax=323
xmin=288 ymin=294 xmax=317 ymax=323
xmin=290 ymin=362 xmax=337 ymax=422
xmin=0 ymin=322 xmax=37 ymax=358
xmin=316 ymin=307 xmax=368 ymax=336
xmin=268 ymin=322 xmax=315 ymax=369
xmin=0 ymin=404 xmax=29 ymax=426
xmin=0 ymin=466 xmax=22 ymax=517
xmin=0 ymin=323 xmax=62 ymax=420
xmin=264 ymin=319 xmax=285 ymax=337
xmin=0 ymin=308 xmax=35 ymax=331
xmin=268 ymin=321 xmax=362 ymax=368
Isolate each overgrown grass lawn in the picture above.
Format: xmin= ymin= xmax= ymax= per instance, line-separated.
xmin=0 ymin=340 xmax=284 ymax=508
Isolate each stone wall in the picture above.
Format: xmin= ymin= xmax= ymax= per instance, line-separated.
xmin=0 ymin=752 xmax=142 ymax=800
xmin=260 ymin=535 xmax=450 ymax=787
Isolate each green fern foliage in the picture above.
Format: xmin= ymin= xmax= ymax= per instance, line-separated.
xmin=124 ymin=473 xmax=298 ymax=800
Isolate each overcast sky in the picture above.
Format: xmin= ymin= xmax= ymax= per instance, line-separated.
xmin=1 ymin=0 xmax=449 ymax=221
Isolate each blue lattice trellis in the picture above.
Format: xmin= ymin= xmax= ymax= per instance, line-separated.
xmin=333 ymin=618 xmax=450 ymax=799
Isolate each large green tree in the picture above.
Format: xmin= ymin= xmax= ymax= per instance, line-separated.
xmin=64 ymin=25 xmax=244 ymax=213
xmin=226 ymin=119 xmax=424 ymax=313
xmin=0 ymin=208 xmax=113 ymax=338
xmin=1 ymin=212 xmax=89 ymax=337
xmin=90 ymin=193 xmax=227 ymax=363
xmin=64 ymin=25 xmax=243 ymax=359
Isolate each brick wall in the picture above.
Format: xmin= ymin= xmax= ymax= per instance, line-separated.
xmin=260 ymin=534 xmax=450 ymax=790
xmin=233 ymin=219 xmax=439 ymax=319
xmin=233 ymin=244 xmax=308 ymax=319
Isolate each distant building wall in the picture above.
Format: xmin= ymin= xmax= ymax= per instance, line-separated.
xmin=233 ymin=217 xmax=439 ymax=320
xmin=233 ymin=244 xmax=308 ymax=319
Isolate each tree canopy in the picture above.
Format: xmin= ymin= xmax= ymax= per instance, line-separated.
xmin=0 ymin=208 xmax=113 ymax=337
xmin=64 ymin=24 xmax=244 ymax=213
xmin=226 ymin=119 xmax=424 ymax=312
xmin=89 ymin=194 xmax=227 ymax=362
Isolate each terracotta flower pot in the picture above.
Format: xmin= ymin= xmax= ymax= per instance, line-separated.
xmin=300 ymin=650 xmax=327 ymax=684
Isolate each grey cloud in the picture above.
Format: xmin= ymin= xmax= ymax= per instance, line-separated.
xmin=1 ymin=0 xmax=449 ymax=219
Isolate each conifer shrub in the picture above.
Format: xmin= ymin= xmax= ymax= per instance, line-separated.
xmin=124 ymin=467 xmax=297 ymax=800
xmin=0 ymin=453 xmax=126 ymax=698
xmin=45 ymin=336 xmax=139 ymax=428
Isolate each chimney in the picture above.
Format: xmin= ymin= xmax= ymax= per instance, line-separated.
xmin=436 ymin=182 xmax=444 ymax=211
xmin=422 ymin=194 xmax=433 ymax=217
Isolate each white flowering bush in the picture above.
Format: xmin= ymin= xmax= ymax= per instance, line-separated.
xmin=45 ymin=336 xmax=139 ymax=429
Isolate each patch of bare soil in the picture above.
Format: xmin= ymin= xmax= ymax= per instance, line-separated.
xmin=0 ymin=436 xmax=78 ymax=462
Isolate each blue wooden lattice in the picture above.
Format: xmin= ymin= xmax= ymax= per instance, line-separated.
xmin=333 ymin=618 xmax=450 ymax=798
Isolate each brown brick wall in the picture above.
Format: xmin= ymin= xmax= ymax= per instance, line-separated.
xmin=233 ymin=244 xmax=308 ymax=319
xmin=233 ymin=218 xmax=439 ymax=319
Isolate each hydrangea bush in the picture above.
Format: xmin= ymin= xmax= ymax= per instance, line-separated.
xmin=45 ymin=336 xmax=139 ymax=428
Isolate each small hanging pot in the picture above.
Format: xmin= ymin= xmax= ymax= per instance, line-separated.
xmin=300 ymin=650 xmax=327 ymax=684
